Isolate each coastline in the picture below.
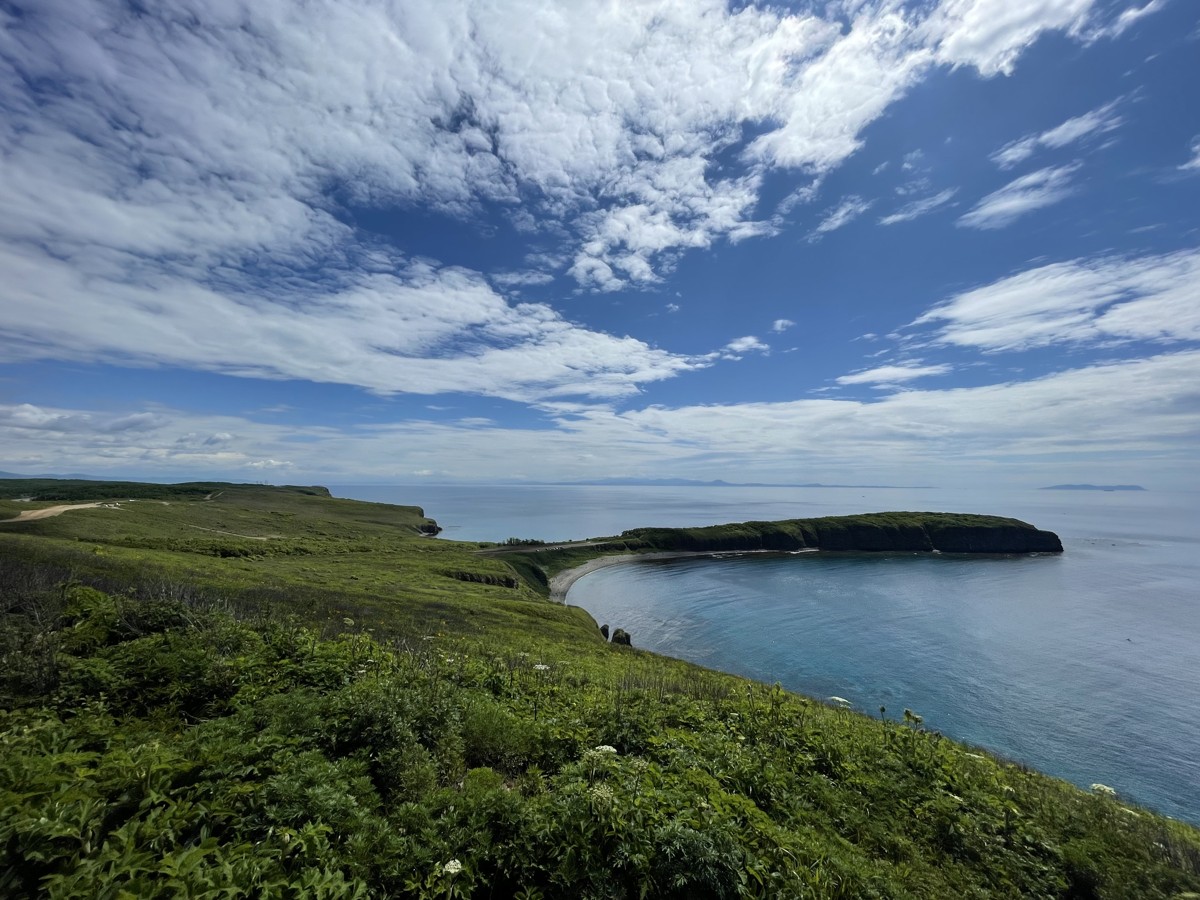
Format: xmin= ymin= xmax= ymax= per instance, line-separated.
xmin=550 ymin=549 xmax=800 ymax=601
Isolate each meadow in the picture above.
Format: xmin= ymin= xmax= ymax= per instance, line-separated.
xmin=2 ymin=481 xmax=1198 ymax=898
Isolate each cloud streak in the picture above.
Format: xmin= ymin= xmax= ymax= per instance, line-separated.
xmin=879 ymin=189 xmax=958 ymax=225
xmin=957 ymin=164 xmax=1080 ymax=229
xmin=912 ymin=248 xmax=1200 ymax=351
xmin=0 ymin=248 xmax=708 ymax=402
xmin=1181 ymin=136 xmax=1200 ymax=172
xmin=991 ymin=100 xmax=1124 ymax=169
xmin=837 ymin=363 xmax=953 ymax=386
xmin=810 ymin=196 xmax=874 ymax=241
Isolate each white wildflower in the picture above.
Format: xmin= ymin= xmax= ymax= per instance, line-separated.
xmin=534 ymin=664 xmax=550 ymax=671
xmin=589 ymin=784 xmax=614 ymax=803
xmin=594 ymin=745 xmax=617 ymax=754
xmin=443 ymin=859 xmax=463 ymax=875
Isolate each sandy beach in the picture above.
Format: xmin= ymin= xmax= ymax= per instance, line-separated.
xmin=549 ymin=550 xmax=765 ymax=602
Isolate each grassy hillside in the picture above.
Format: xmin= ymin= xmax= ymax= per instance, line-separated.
xmin=2 ymin=481 xmax=1197 ymax=898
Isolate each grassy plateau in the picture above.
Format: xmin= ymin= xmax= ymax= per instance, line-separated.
xmin=1 ymin=480 xmax=1197 ymax=899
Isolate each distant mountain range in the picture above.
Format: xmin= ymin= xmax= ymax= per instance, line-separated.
xmin=0 ymin=470 xmax=104 ymax=480
xmin=556 ymin=478 xmax=935 ymax=489
xmin=1040 ymin=484 xmax=1146 ymax=492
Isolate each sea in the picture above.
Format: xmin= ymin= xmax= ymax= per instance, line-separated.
xmin=332 ymin=483 xmax=1200 ymax=824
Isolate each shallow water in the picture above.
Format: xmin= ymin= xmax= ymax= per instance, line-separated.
xmin=335 ymin=483 xmax=1200 ymax=823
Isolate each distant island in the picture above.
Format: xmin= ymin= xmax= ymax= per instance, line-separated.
xmin=1040 ymin=484 xmax=1146 ymax=492
xmin=557 ymin=477 xmax=935 ymax=489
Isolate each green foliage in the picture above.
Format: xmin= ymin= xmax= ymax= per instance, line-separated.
xmin=0 ymin=482 xmax=1195 ymax=898
xmin=617 ymin=511 xmax=1062 ymax=554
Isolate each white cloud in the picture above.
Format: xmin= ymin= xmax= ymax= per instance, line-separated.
xmin=926 ymin=0 xmax=1096 ymax=76
xmin=912 ymin=248 xmax=1200 ymax=351
xmin=0 ymin=0 xmax=1130 ymax=423
xmin=837 ymin=363 xmax=953 ymax=385
xmin=810 ymin=195 xmax=873 ymax=241
xmin=1081 ymin=0 xmax=1167 ymax=41
xmin=1181 ymin=136 xmax=1200 ymax=172
xmin=0 ymin=245 xmax=709 ymax=402
xmin=991 ymin=100 xmax=1124 ymax=168
xmin=0 ymin=0 xmax=1102 ymax=308
xmin=879 ymin=188 xmax=958 ymax=225
xmin=772 ymin=319 xmax=796 ymax=333
xmin=721 ymin=336 xmax=771 ymax=358
xmin=777 ymin=181 xmax=823 ymax=216
xmin=247 ymin=459 xmax=294 ymax=470
xmin=7 ymin=350 xmax=1197 ymax=484
xmin=745 ymin=10 xmax=934 ymax=172
xmin=957 ymin=164 xmax=1079 ymax=229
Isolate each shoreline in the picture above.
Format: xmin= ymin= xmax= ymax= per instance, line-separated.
xmin=550 ymin=549 xmax=806 ymax=602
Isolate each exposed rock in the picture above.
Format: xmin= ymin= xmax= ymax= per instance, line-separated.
xmin=600 ymin=623 xmax=609 ymax=640
xmin=610 ymin=628 xmax=631 ymax=646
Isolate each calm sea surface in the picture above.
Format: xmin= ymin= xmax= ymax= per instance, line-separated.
xmin=333 ymin=484 xmax=1200 ymax=823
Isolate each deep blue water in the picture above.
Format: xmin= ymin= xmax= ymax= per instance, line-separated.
xmin=333 ymin=484 xmax=1200 ymax=823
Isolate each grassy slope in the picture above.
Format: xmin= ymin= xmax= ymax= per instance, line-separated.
xmin=0 ymin=482 xmax=594 ymax=645
xmin=1 ymin=481 xmax=1198 ymax=899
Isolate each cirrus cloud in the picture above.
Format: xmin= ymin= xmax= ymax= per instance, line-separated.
xmin=912 ymin=248 xmax=1200 ymax=351
xmin=957 ymin=163 xmax=1080 ymax=229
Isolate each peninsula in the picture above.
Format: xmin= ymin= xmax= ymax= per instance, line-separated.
xmin=487 ymin=511 xmax=1064 ymax=600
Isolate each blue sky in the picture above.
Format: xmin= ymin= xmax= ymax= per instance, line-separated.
xmin=2 ymin=0 xmax=1198 ymax=488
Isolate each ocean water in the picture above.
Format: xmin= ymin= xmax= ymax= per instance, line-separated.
xmin=333 ymin=483 xmax=1200 ymax=823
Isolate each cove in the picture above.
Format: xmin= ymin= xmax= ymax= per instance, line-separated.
xmin=568 ymin=549 xmax=1200 ymax=824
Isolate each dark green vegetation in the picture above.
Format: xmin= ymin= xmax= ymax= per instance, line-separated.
xmin=2 ymin=481 xmax=1197 ymax=898
xmin=616 ymin=511 xmax=1064 ymax=554
xmin=495 ymin=512 xmax=1063 ymax=596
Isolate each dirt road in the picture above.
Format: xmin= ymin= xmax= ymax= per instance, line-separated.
xmin=2 ymin=502 xmax=110 ymax=523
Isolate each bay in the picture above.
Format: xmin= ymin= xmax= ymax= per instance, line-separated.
xmin=333 ymin=483 xmax=1200 ymax=823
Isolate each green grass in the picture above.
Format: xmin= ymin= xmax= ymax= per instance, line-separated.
xmin=1 ymin=481 xmax=1197 ymax=898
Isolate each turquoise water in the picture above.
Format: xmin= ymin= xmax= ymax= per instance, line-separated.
xmin=334 ymin=484 xmax=1200 ymax=823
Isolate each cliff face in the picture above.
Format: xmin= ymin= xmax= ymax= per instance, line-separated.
xmin=925 ymin=523 xmax=1063 ymax=553
xmin=620 ymin=512 xmax=1063 ymax=555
